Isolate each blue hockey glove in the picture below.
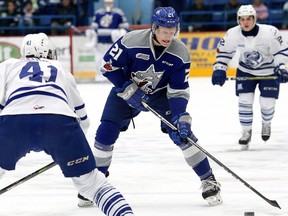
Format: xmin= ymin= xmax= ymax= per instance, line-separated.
xmin=212 ymin=63 xmax=228 ymax=86
xmin=116 ymin=81 xmax=148 ymax=111
xmin=274 ymin=64 xmax=288 ymax=83
xmin=169 ymin=112 xmax=198 ymax=146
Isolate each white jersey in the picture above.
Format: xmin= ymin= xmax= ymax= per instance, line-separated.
xmin=216 ymin=24 xmax=288 ymax=76
xmin=0 ymin=57 xmax=89 ymax=132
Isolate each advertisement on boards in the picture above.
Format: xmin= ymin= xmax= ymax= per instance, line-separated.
xmin=1 ymin=31 xmax=287 ymax=79
xmin=178 ymin=32 xmax=239 ymax=77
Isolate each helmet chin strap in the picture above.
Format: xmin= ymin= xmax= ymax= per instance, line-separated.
xmin=152 ymin=34 xmax=161 ymax=45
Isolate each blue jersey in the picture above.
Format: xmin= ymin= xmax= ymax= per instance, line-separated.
xmin=101 ymin=29 xmax=191 ymax=116
xmin=92 ymin=8 xmax=129 ymax=44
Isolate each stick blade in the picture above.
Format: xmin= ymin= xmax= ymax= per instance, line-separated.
xmin=268 ymin=200 xmax=281 ymax=209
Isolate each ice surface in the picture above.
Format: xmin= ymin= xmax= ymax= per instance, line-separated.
xmin=0 ymin=78 xmax=287 ymax=216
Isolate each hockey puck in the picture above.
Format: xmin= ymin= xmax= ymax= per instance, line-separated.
xmin=244 ymin=212 xmax=255 ymax=216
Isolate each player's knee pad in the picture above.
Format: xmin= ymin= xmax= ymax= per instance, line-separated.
xmin=239 ymin=92 xmax=254 ymax=105
xmin=95 ymin=120 xmax=120 ymax=145
xmin=72 ymin=169 xmax=108 ymax=201
xmin=259 ymin=96 xmax=276 ymax=109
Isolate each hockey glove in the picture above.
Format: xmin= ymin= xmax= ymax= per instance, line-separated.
xmin=212 ymin=63 xmax=228 ymax=86
xmin=116 ymin=80 xmax=148 ymax=111
xmin=274 ymin=64 xmax=288 ymax=83
xmin=169 ymin=112 xmax=198 ymax=146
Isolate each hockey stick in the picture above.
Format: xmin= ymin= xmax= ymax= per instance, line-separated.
xmin=141 ymin=100 xmax=281 ymax=209
xmin=70 ymin=25 xmax=84 ymax=34
xmin=227 ymin=76 xmax=277 ymax=81
xmin=0 ymin=162 xmax=56 ymax=195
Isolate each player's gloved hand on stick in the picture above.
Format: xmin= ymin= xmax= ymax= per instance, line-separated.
xmin=274 ymin=64 xmax=288 ymax=83
xmin=169 ymin=112 xmax=198 ymax=145
xmin=116 ymin=80 xmax=148 ymax=111
xmin=212 ymin=63 xmax=228 ymax=86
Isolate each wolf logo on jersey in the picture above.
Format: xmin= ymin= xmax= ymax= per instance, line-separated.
xmin=131 ymin=64 xmax=164 ymax=94
xmin=100 ymin=14 xmax=113 ymax=27
xmin=244 ymin=50 xmax=264 ymax=68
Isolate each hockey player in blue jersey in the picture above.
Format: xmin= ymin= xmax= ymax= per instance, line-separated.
xmin=212 ymin=5 xmax=288 ymax=150
xmin=0 ymin=33 xmax=134 ymax=216
xmin=78 ymin=6 xmax=222 ymax=207
xmin=85 ymin=0 xmax=129 ymax=81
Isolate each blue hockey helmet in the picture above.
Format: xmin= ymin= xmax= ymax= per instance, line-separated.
xmin=152 ymin=7 xmax=179 ymax=28
xmin=151 ymin=7 xmax=180 ymax=36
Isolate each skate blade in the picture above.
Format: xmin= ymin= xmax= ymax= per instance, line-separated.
xmin=240 ymin=144 xmax=249 ymax=151
xmin=78 ymin=200 xmax=94 ymax=208
xmin=205 ymin=193 xmax=223 ymax=206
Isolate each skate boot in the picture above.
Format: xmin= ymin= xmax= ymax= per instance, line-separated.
xmin=77 ymin=171 xmax=109 ymax=207
xmin=201 ymin=174 xmax=223 ymax=206
xmin=261 ymin=122 xmax=271 ymax=141
xmin=78 ymin=193 xmax=94 ymax=207
xmin=238 ymin=129 xmax=252 ymax=150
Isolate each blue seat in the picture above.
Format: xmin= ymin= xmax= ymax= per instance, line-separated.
xmin=39 ymin=15 xmax=52 ymax=26
xmin=212 ymin=12 xmax=225 ymax=22
xmin=269 ymin=9 xmax=284 ymax=28
xmin=238 ymin=0 xmax=251 ymax=4
xmin=269 ymin=9 xmax=284 ymax=20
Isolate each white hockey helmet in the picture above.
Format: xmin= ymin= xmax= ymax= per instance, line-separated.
xmin=37 ymin=33 xmax=57 ymax=60
xmin=20 ymin=33 xmax=34 ymax=57
xmin=21 ymin=33 xmax=57 ymax=60
xmin=237 ymin=5 xmax=257 ymax=24
xmin=104 ymin=0 xmax=114 ymax=12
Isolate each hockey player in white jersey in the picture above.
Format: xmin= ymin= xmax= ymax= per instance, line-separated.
xmin=79 ymin=6 xmax=222 ymax=207
xmin=0 ymin=33 xmax=134 ymax=216
xmin=212 ymin=5 xmax=288 ymax=150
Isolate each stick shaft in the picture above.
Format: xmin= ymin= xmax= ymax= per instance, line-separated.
xmin=0 ymin=162 xmax=56 ymax=195
xmin=141 ymin=101 xmax=281 ymax=209
xmin=227 ymin=76 xmax=277 ymax=81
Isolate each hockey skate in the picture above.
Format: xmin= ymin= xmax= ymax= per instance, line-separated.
xmin=261 ymin=122 xmax=271 ymax=141
xmin=201 ymin=174 xmax=222 ymax=206
xmin=77 ymin=171 xmax=109 ymax=207
xmin=238 ymin=129 xmax=252 ymax=150
xmin=78 ymin=193 xmax=94 ymax=207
